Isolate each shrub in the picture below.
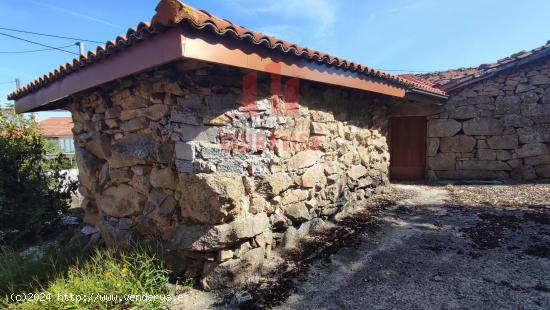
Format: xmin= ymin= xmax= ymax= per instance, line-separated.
xmin=6 ymin=248 xmax=171 ymax=310
xmin=0 ymin=106 xmax=78 ymax=246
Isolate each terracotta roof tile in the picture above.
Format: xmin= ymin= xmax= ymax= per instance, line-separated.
xmin=39 ymin=117 xmax=73 ymax=137
xmin=8 ymin=0 xmax=445 ymax=101
xmin=397 ymin=74 xmax=437 ymax=88
xmin=418 ymin=40 xmax=550 ymax=90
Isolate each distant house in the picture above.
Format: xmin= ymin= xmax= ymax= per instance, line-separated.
xmin=39 ymin=117 xmax=75 ymax=154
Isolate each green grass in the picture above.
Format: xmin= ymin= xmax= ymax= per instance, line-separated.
xmin=0 ymin=228 xmax=83 ymax=297
xmin=0 ymin=244 xmax=63 ymax=296
xmin=3 ymin=247 xmax=171 ymax=310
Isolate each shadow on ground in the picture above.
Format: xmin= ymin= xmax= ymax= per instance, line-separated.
xmin=274 ymin=184 xmax=550 ymax=310
xmin=172 ymin=184 xmax=550 ymax=309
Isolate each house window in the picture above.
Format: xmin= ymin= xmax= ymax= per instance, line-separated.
xmin=56 ymin=137 xmax=75 ymax=153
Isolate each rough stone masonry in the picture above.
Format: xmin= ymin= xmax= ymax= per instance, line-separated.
xmin=427 ymin=58 xmax=550 ymax=181
xmin=69 ymin=60 xmax=395 ymax=289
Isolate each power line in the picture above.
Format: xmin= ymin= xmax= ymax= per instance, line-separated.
xmin=0 ymin=44 xmax=75 ymax=54
xmin=0 ymin=80 xmax=15 ymax=85
xmin=0 ymin=27 xmax=103 ymax=44
xmin=0 ymin=27 xmax=435 ymax=73
xmin=0 ymin=32 xmax=78 ymax=55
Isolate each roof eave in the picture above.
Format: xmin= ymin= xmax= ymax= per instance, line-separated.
xmin=13 ymin=24 xmax=446 ymax=113
xmin=14 ymin=28 xmax=185 ymax=113
xmin=405 ymin=87 xmax=448 ymax=102
xmin=178 ymin=26 xmax=412 ymax=98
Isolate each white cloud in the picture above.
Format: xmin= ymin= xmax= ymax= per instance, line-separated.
xmin=227 ymin=0 xmax=338 ymax=39
xmin=367 ymin=1 xmax=432 ymax=20
xmin=385 ymin=2 xmax=423 ymax=14
xmin=253 ymin=24 xmax=299 ymax=38
xmin=27 ymin=0 xmax=125 ymax=30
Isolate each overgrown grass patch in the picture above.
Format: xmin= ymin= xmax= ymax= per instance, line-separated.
xmin=0 ymin=245 xmax=57 ymax=296
xmin=4 ymin=247 xmax=171 ymax=310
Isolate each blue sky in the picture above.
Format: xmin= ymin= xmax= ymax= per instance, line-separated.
xmin=1 ymin=0 xmax=550 ymax=120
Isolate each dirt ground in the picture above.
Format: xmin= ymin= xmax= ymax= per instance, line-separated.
xmin=173 ymin=182 xmax=550 ymax=310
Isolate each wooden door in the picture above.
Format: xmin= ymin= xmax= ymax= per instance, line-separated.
xmin=389 ymin=116 xmax=426 ymax=181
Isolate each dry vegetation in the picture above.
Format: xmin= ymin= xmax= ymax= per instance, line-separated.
xmin=445 ymin=182 xmax=550 ymax=207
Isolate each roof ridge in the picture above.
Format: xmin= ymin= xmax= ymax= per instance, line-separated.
xmin=8 ymin=0 xmax=445 ymax=101
xmin=417 ymin=39 xmax=550 ymax=90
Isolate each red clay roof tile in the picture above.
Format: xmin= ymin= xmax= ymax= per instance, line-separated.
xmin=418 ymin=40 xmax=550 ymax=90
xmin=39 ymin=117 xmax=73 ymax=137
xmin=397 ymin=74 xmax=437 ymax=88
xmin=7 ymin=0 xmax=445 ymax=101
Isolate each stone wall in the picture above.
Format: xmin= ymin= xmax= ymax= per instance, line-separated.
xmin=427 ymin=58 xmax=550 ymax=180
xmin=68 ymin=60 xmax=393 ymax=288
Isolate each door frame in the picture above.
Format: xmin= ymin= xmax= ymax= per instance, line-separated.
xmin=388 ymin=116 xmax=427 ymax=181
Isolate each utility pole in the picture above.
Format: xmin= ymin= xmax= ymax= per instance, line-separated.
xmin=15 ymin=77 xmax=36 ymax=120
xmin=76 ymin=41 xmax=84 ymax=55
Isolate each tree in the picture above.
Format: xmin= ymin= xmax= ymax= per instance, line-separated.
xmin=0 ymin=105 xmax=78 ymax=246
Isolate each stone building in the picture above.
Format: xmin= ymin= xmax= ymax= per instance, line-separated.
xmin=7 ymin=0 xmax=445 ymax=288
xmin=11 ymin=0 xmax=550 ymax=290
xmin=419 ymin=43 xmax=550 ymax=181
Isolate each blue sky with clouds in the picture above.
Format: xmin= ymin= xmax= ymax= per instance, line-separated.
xmin=1 ymin=0 xmax=550 ymax=120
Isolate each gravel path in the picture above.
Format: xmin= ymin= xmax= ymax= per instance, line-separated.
xmin=277 ymin=184 xmax=550 ymax=310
